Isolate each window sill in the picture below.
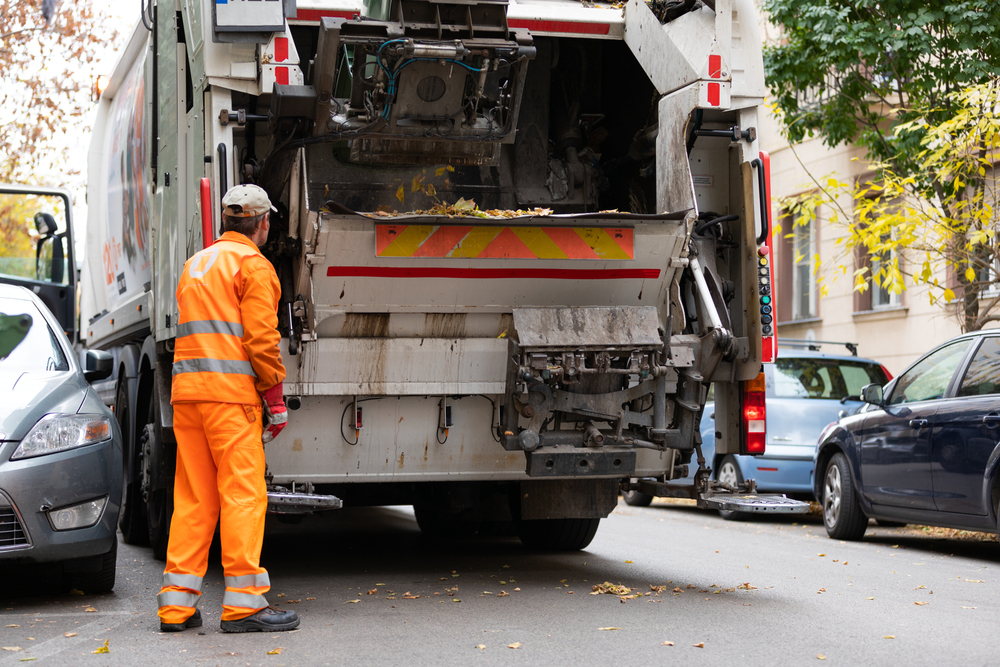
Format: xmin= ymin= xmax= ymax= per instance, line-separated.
xmin=777 ymin=316 xmax=822 ymax=327
xmin=853 ymin=306 xmax=909 ymax=321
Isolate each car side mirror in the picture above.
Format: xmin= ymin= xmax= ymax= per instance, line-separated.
xmin=83 ymin=349 xmax=113 ymax=382
xmin=861 ymin=383 xmax=884 ymax=407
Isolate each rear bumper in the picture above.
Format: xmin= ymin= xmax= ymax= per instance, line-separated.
xmin=735 ymin=455 xmax=814 ymax=495
xmin=0 ymin=436 xmax=121 ymax=564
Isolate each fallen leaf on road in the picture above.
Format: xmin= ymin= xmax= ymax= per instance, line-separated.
xmin=497 ymin=591 xmax=509 ymax=597
xmin=276 ymin=593 xmax=285 ymax=598
xmin=92 ymin=639 xmax=109 ymax=654
xmin=286 ymin=600 xmax=301 ymax=604
xmin=403 ymin=593 xmax=420 ymax=599
xmin=960 ymin=606 xmax=976 ymax=609
xmin=884 ymin=636 xmax=895 ymax=639
xmin=817 ymin=588 xmax=826 ymax=593
xmin=965 ymin=579 xmax=984 ymax=583
xmin=452 ymin=574 xmax=460 ymax=578
xmin=84 ymin=608 xmax=97 ymax=613
xmin=2 ymin=647 xmax=22 ymax=652
xmin=453 ymin=599 xmax=461 ymax=603
xmin=366 ymin=589 xmax=376 ymax=595
xmin=514 ymin=588 xmax=521 ymax=592
xmin=346 ymin=600 xmax=361 ymax=604
xmin=483 ymin=591 xmax=493 ymax=595
xmin=625 ymin=560 xmax=633 ymax=563
xmin=650 ymin=585 xmax=666 ymax=593
xmin=306 ymin=597 xmax=316 ymax=600
xmin=20 ymin=658 xmax=36 ymax=662
xmin=914 ymin=601 xmax=928 ymax=606
xmin=508 ymin=642 xmax=521 ymax=649
xmin=4 ymin=625 xmax=17 ymax=628
xmin=267 ymin=648 xmax=284 ymax=655
xmin=672 ymin=587 xmax=682 ymax=593
xmin=661 ymin=641 xmax=674 ymax=646
xmin=686 ymin=584 xmax=696 ymax=589
xmin=499 ymin=581 xmax=507 ymax=585
xmin=843 ymin=562 xmax=848 ymax=565
xmin=737 ymin=583 xmax=758 ymax=590
xmin=64 ymin=633 xmax=78 ymax=638
xmin=592 ymin=582 xmax=632 ymax=596
xmin=476 ymin=645 xmax=486 ymax=650
xmin=866 ymin=597 xmax=875 ymax=600
xmin=818 ymin=554 xmax=826 ymax=557
xmin=598 ymin=627 xmax=621 ymax=631
xmin=915 ymin=585 xmax=925 ymax=589
xmin=692 ymin=642 xmax=705 ymax=648
xmin=818 ymin=654 xmax=826 ymax=660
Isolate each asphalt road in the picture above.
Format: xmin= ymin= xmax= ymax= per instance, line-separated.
xmin=1 ymin=500 xmax=997 ymax=666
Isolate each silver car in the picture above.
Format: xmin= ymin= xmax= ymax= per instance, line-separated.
xmin=0 ymin=285 xmax=121 ymax=592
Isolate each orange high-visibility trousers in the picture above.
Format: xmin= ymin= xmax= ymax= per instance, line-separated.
xmin=156 ymin=402 xmax=270 ymax=624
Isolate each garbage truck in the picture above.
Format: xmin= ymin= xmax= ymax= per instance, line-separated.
xmin=80 ymin=0 xmax=804 ymax=557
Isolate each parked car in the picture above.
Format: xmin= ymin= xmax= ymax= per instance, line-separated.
xmin=0 ymin=284 xmax=121 ymax=592
xmin=816 ymin=330 xmax=1000 ymax=542
xmin=624 ymin=342 xmax=891 ymax=519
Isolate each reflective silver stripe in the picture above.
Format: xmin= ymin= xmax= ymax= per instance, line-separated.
xmin=176 ymin=320 xmax=244 ymax=338
xmin=225 ymin=572 xmax=270 ymax=589
xmin=157 ymin=590 xmax=201 ymax=608
xmin=162 ymin=572 xmax=204 ymax=591
xmin=172 ymin=358 xmax=257 ymax=377
xmin=222 ymin=591 xmax=268 ymax=609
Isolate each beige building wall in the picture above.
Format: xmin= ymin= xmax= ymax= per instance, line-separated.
xmin=759 ymin=111 xmax=963 ymax=376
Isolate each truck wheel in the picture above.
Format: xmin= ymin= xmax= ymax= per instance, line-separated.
xmin=116 ymin=378 xmax=148 ymax=545
xmin=716 ymin=456 xmax=747 ymax=521
xmin=65 ymin=537 xmax=117 ymax=594
xmin=516 ymin=518 xmax=600 ymax=551
xmin=822 ymin=452 xmax=868 ymax=541
xmin=141 ymin=379 xmax=172 ymax=561
xmin=622 ymin=490 xmax=654 ymax=507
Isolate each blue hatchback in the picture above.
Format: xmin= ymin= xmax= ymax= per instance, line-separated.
xmin=624 ymin=343 xmax=891 ymax=518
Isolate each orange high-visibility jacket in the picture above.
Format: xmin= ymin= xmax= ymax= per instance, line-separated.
xmin=171 ymin=231 xmax=285 ymax=404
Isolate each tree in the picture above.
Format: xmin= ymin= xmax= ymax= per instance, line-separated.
xmin=0 ymin=0 xmax=120 ymax=184
xmin=764 ymin=0 xmax=1000 ymax=331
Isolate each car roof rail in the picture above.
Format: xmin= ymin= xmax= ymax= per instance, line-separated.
xmin=777 ymin=338 xmax=858 ymax=356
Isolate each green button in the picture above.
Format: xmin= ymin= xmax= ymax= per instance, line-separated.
xmin=761 ymin=296 xmax=771 ymax=304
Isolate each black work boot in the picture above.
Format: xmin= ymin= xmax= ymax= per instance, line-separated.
xmin=159 ymin=609 xmax=203 ymax=633
xmin=220 ymin=607 xmax=300 ymax=633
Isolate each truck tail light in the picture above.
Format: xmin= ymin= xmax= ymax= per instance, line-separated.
xmin=742 ymin=372 xmax=766 ymax=455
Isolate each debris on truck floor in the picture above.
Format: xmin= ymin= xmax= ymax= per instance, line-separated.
xmin=367 ymin=198 xmax=556 ymax=219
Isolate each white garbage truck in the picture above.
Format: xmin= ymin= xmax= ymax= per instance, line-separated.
xmin=81 ymin=0 xmax=802 ymax=557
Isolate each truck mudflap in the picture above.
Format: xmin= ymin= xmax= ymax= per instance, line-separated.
xmin=266 ymin=485 xmax=343 ymax=515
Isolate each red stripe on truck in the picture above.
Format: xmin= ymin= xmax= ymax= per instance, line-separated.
xmin=327 ymin=266 xmax=660 ymax=280
xmin=292 ymin=9 xmax=357 ymax=21
xmin=507 ymin=19 xmax=610 ymax=35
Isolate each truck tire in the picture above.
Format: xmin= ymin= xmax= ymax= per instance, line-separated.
xmin=822 ymin=452 xmax=868 ymax=541
xmin=716 ymin=456 xmax=747 ymax=521
xmin=140 ymin=376 xmax=172 ymax=561
xmin=116 ymin=377 xmax=148 ymax=545
xmin=65 ymin=537 xmax=117 ymax=594
xmin=516 ymin=518 xmax=600 ymax=551
xmin=622 ymin=490 xmax=654 ymax=507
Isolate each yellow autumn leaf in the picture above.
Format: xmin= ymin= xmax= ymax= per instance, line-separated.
xmin=64 ymin=633 xmax=78 ymax=638
xmin=965 ymin=267 xmax=977 ymax=283
xmin=476 ymin=644 xmax=486 ymax=650
xmin=692 ymin=642 xmax=705 ymax=648
xmin=508 ymin=642 xmax=522 ymax=649
xmin=598 ymin=627 xmax=621 ymax=631
xmin=92 ymin=639 xmax=109 ymax=654
xmin=395 ymin=184 xmax=404 ymax=204
xmin=267 ymin=647 xmax=284 ymax=655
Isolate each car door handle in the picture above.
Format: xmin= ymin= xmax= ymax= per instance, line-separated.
xmin=982 ymin=414 xmax=1000 ymax=427
xmin=909 ymin=419 xmax=929 ymax=429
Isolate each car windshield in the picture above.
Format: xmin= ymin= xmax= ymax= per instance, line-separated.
xmin=771 ymin=357 xmax=887 ymax=400
xmin=0 ymin=297 xmax=69 ymax=372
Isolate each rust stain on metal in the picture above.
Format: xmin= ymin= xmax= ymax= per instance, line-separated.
xmin=398 ymin=452 xmax=405 ymax=468
xmin=340 ymin=313 xmax=390 ymax=337
xmin=423 ymin=313 xmax=467 ymax=338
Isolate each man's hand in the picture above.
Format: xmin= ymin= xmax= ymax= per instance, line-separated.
xmin=261 ymin=382 xmax=288 ymax=443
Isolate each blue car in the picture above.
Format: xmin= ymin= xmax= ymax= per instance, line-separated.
xmin=624 ymin=342 xmax=891 ymax=519
xmin=816 ymin=330 xmax=1000 ymax=541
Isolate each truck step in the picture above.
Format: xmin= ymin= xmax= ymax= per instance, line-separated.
xmin=699 ymin=494 xmax=810 ymax=514
xmin=266 ymin=489 xmax=342 ymax=515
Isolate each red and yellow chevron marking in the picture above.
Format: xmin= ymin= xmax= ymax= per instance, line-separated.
xmin=375 ymin=225 xmax=634 ymax=260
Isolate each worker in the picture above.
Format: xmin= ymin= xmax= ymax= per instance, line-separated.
xmin=156 ymin=184 xmax=299 ymax=633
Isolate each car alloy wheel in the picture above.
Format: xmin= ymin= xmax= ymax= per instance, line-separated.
xmin=718 ymin=460 xmax=740 ymax=487
xmin=824 ymin=462 xmax=842 ymax=530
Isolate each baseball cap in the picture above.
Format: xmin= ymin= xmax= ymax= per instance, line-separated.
xmin=222 ymin=184 xmax=277 ymax=217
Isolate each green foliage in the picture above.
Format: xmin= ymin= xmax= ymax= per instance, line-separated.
xmin=764 ymin=0 xmax=1000 ymax=182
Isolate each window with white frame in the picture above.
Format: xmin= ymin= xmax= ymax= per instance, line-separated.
xmin=870 ymin=241 xmax=901 ymax=309
xmin=791 ymin=215 xmax=817 ymax=319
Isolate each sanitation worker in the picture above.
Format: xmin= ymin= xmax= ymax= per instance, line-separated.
xmin=156 ymin=184 xmax=299 ymax=633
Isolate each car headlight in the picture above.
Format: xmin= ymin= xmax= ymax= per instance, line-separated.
xmin=11 ymin=414 xmax=112 ymax=460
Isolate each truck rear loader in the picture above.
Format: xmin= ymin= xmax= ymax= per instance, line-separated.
xmin=79 ymin=0 xmax=804 ymax=557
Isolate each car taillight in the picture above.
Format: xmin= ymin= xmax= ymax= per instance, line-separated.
xmin=879 ymin=364 xmax=893 ymax=381
xmin=742 ymin=372 xmax=766 ymax=455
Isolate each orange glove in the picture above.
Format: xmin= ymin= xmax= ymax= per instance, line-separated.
xmin=261 ymin=382 xmax=287 ymax=443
